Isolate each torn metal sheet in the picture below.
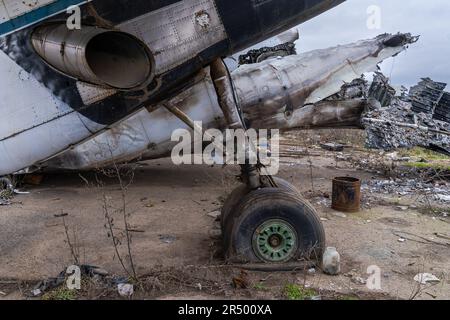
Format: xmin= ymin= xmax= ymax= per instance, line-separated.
xmin=368 ymin=72 xmax=396 ymax=108
xmin=410 ymin=78 xmax=446 ymax=114
xmin=233 ymin=33 xmax=417 ymax=129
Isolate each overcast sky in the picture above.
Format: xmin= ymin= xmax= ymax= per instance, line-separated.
xmin=297 ymin=0 xmax=450 ymax=88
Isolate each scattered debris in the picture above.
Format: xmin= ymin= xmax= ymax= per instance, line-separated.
xmin=351 ymin=276 xmax=367 ymax=285
xmin=232 ymin=270 xmax=250 ymax=289
xmin=117 ymin=283 xmax=134 ymax=298
xmin=436 ymin=194 xmax=450 ymax=202
xmin=308 ymin=268 xmax=316 ymax=275
xmin=393 ymin=231 xmax=450 ymax=247
xmin=54 ymin=212 xmax=69 ymax=218
xmin=345 ymin=270 xmax=367 ymax=285
xmin=363 ymin=96 xmax=450 ymax=155
xmin=322 ymin=247 xmax=341 ymax=276
xmin=321 ymin=143 xmax=345 ymax=152
xmin=159 ymin=234 xmax=177 ymax=244
xmin=414 ymin=273 xmax=441 ymax=285
xmin=363 ymin=179 xmax=450 ymax=201
xmin=332 ymin=212 xmax=347 ymax=218
xmin=0 ymin=177 xmax=14 ymax=204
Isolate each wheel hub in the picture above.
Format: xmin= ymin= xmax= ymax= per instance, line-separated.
xmin=252 ymin=219 xmax=298 ymax=263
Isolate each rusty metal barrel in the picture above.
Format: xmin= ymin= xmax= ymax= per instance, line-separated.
xmin=332 ymin=177 xmax=361 ymax=213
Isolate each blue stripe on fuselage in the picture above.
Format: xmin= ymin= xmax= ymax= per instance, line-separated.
xmin=0 ymin=0 xmax=89 ymax=37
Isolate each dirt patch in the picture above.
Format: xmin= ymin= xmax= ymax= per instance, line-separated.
xmin=1 ymin=137 xmax=449 ymax=300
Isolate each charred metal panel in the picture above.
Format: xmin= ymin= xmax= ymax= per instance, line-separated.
xmin=410 ymin=78 xmax=446 ymax=114
xmin=119 ymin=0 xmax=227 ymax=74
xmin=368 ymin=72 xmax=395 ymax=108
xmin=44 ymin=68 xmax=225 ymax=170
xmin=90 ymin=0 xmax=181 ymax=25
xmin=434 ymin=92 xmax=450 ymax=123
xmin=214 ymin=0 xmax=344 ymax=51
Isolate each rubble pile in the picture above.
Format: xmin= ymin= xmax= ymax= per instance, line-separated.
xmin=362 ymin=99 xmax=450 ymax=155
xmin=362 ymin=178 xmax=450 ymax=203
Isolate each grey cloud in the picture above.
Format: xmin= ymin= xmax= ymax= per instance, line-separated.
xmin=297 ymin=0 xmax=450 ymax=88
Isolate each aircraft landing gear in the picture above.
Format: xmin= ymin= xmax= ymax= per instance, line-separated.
xmin=221 ymin=170 xmax=326 ymax=264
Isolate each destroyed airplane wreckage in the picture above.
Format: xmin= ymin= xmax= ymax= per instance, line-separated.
xmin=24 ymin=33 xmax=421 ymax=171
xmin=1 ymin=0 xmax=447 ymax=266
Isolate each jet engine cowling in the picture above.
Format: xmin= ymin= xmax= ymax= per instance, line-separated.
xmin=31 ymin=23 xmax=155 ymax=90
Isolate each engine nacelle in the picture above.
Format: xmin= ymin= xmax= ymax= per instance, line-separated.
xmin=31 ymin=24 xmax=155 ymax=90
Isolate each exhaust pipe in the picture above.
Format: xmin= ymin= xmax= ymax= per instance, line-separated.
xmin=31 ymin=24 xmax=155 ymax=90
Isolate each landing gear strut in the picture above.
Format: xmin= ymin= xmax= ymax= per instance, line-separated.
xmin=166 ymin=59 xmax=326 ymax=265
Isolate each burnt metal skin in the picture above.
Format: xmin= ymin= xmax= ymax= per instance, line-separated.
xmin=0 ymin=0 xmax=344 ymax=126
xmin=41 ymin=33 xmax=417 ymax=171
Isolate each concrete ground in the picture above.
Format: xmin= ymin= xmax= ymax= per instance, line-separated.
xmin=0 ymin=142 xmax=449 ymax=300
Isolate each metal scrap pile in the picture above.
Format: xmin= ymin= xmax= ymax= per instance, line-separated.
xmin=409 ymin=78 xmax=447 ymax=114
xmin=362 ymin=99 xmax=450 ymax=155
xmin=361 ymin=74 xmax=450 ymax=155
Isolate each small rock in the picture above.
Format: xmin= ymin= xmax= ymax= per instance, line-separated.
xmin=320 ymin=143 xmax=344 ymax=152
xmin=207 ymin=210 xmax=221 ymax=219
xmin=322 ymin=247 xmax=341 ymax=276
xmin=351 ymin=276 xmax=367 ymax=285
xmin=159 ymin=234 xmax=177 ymax=244
xmin=118 ymin=283 xmax=134 ymax=298
xmin=332 ymin=212 xmax=347 ymax=218
xmin=308 ymin=268 xmax=316 ymax=275
xmin=396 ymin=206 xmax=409 ymax=211
xmin=414 ymin=273 xmax=440 ymax=285
xmin=32 ymin=289 xmax=42 ymax=297
xmin=398 ymin=238 xmax=406 ymax=243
